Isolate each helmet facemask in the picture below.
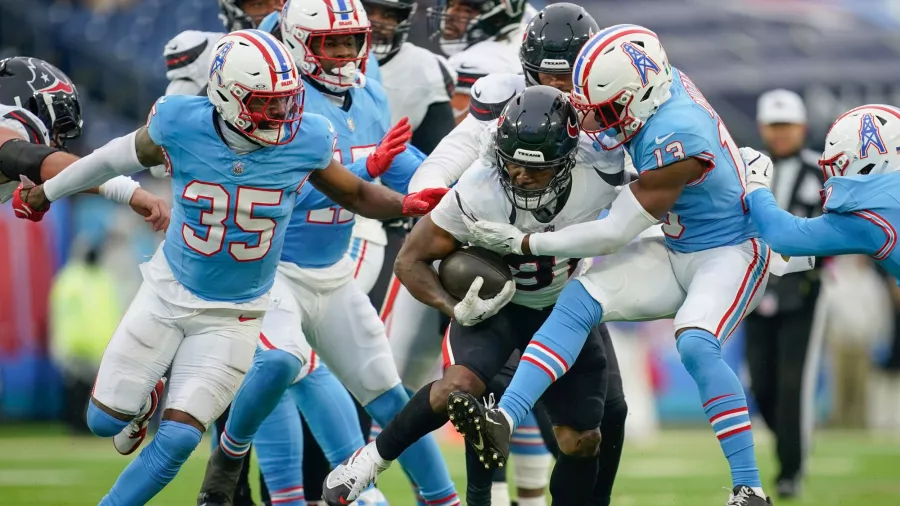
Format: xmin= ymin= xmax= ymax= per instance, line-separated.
xmin=215 ymin=80 xmax=305 ymax=146
xmin=427 ymin=0 xmax=524 ymax=56
xmin=571 ymin=88 xmax=641 ymax=150
xmin=496 ymin=148 xmax=575 ymax=211
xmin=286 ymin=26 xmax=371 ymax=92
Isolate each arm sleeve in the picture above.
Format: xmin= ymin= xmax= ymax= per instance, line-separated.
xmin=411 ymin=101 xmax=456 ymax=155
xmin=747 ymin=189 xmax=884 ymax=257
xmin=379 ymin=145 xmax=425 ymax=194
xmin=43 ymin=131 xmax=145 ymax=202
xmin=408 ymin=113 xmax=487 ymax=192
xmin=528 ymin=184 xmax=659 ymax=258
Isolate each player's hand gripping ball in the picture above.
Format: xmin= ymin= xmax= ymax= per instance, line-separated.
xmin=440 ymin=246 xmax=515 ymax=326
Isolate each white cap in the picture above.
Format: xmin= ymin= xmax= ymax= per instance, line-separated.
xmin=757 ymin=89 xmax=807 ymax=125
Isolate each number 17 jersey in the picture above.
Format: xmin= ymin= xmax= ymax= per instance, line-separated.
xmin=627 ymin=68 xmax=757 ymax=253
xmin=147 ymin=95 xmax=335 ymax=303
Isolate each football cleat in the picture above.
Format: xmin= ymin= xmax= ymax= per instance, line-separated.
xmin=726 ymin=485 xmax=773 ymax=506
xmin=113 ymin=377 xmax=166 ymax=455
xmin=197 ymin=446 xmax=246 ymax=506
xmin=447 ymin=391 xmax=510 ymax=470
xmin=322 ymin=443 xmax=390 ymax=506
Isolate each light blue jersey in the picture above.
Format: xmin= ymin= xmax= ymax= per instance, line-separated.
xmin=748 ymin=173 xmax=900 ymax=278
xmin=628 ymin=68 xmax=756 ymax=253
xmin=283 ymin=79 xmax=423 ymax=268
xmin=258 ymin=11 xmax=382 ymax=84
xmin=147 ymin=95 xmax=335 ymax=302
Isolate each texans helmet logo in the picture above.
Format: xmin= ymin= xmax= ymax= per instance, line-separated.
xmin=621 ymin=42 xmax=661 ymax=86
xmin=24 ymin=58 xmax=75 ymax=95
xmin=566 ymin=115 xmax=579 ymax=138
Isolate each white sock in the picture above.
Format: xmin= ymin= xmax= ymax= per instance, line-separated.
xmin=366 ymin=440 xmax=389 ymax=467
xmin=499 ymin=407 xmax=515 ymax=429
xmin=752 ymin=487 xmax=766 ymax=498
xmin=490 ymin=481 xmax=511 ymax=506
xmin=517 ymin=495 xmax=548 ymax=506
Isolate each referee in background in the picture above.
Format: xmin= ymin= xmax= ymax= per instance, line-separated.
xmin=744 ymin=89 xmax=827 ymax=500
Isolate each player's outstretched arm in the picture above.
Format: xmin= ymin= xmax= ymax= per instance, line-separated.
xmin=746 ymin=190 xmax=881 ymax=257
xmin=395 ymin=215 xmax=462 ymax=317
xmin=17 ymin=126 xmax=167 ymax=221
xmin=307 ymin=158 xmax=448 ymax=219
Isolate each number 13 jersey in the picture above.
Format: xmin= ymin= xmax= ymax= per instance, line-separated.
xmin=430 ymin=155 xmax=617 ymax=309
xmin=626 ymin=68 xmax=757 ymax=253
xmin=147 ymin=95 xmax=336 ymax=303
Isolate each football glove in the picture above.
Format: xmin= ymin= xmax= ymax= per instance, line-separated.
xmin=12 ymin=176 xmax=49 ymax=222
xmin=401 ymin=187 xmax=449 ymax=216
xmin=367 ymin=117 xmax=412 ymax=178
xmin=462 ymin=215 xmax=526 ymax=255
xmin=453 ymin=276 xmax=516 ymax=326
xmin=740 ymin=147 xmax=774 ymax=194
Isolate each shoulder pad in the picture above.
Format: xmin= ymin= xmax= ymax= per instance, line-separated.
xmin=452 ymin=160 xmax=510 ymax=221
xmin=468 ymin=73 xmax=525 ymax=122
xmin=165 ymin=31 xmax=223 ymax=84
xmin=0 ymin=105 xmax=49 ymax=145
xmin=822 ymin=177 xmax=863 ymax=213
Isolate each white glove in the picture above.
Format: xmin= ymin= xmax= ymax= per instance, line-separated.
xmin=740 ymin=147 xmax=774 ymax=194
xmin=453 ymin=276 xmax=516 ymax=326
xmin=462 ymin=215 xmax=526 ymax=255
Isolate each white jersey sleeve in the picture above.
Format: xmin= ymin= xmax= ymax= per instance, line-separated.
xmin=408 ymin=73 xmax=525 ymax=192
xmin=448 ymin=39 xmax=522 ymax=95
xmin=380 ymin=43 xmax=456 ymax=130
xmin=0 ymin=104 xmax=49 ymax=145
xmin=164 ymin=31 xmax=224 ymax=96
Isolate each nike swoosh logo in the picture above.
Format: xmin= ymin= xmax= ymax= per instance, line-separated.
xmin=473 ymin=88 xmax=482 ymax=98
xmin=655 ymin=133 xmax=674 ymax=144
xmin=238 ymin=315 xmax=256 ymax=322
xmin=459 ymin=63 xmax=478 ymax=70
xmin=472 ymin=432 xmax=485 ymax=450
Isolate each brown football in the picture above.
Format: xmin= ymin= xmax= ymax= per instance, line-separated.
xmin=439 ymin=246 xmax=513 ymax=300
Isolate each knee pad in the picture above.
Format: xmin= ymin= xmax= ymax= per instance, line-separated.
xmin=256 ymin=349 xmax=304 ymax=387
xmin=86 ymin=400 xmax=129 ymax=438
xmin=514 ymin=453 xmax=552 ymax=489
xmin=490 ymin=482 xmax=511 ymax=506
xmin=142 ymin=420 xmax=202 ymax=483
xmin=604 ymin=397 xmax=628 ymax=428
xmin=558 ymin=427 xmax=602 ymax=457
xmin=675 ymin=329 xmax=720 ymax=373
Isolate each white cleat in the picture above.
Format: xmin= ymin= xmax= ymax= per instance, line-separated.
xmin=113 ymin=378 xmax=166 ymax=455
xmin=322 ymin=442 xmax=390 ymax=506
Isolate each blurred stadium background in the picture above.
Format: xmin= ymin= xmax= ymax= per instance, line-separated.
xmin=3 ymin=0 xmax=900 ymax=504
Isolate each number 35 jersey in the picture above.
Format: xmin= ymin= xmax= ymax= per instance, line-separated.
xmin=627 ymin=68 xmax=757 ymax=253
xmin=430 ymin=156 xmax=617 ymax=309
xmin=147 ymin=95 xmax=335 ymax=303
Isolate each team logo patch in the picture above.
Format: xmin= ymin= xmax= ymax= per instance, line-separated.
xmin=233 ymin=160 xmax=245 ymax=176
xmin=566 ymin=116 xmax=579 ymax=138
xmin=621 ymin=42 xmax=661 ymax=86
xmin=210 ymin=41 xmax=235 ymax=86
xmin=859 ymin=113 xmax=887 ymax=158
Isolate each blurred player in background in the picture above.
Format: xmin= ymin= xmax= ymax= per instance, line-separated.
xmin=1 ymin=56 xmax=168 ymax=227
xmin=425 ymin=0 xmax=535 ymax=122
xmin=457 ymin=24 xmax=778 ymax=506
xmin=196 ymin=2 xmax=459 ymax=506
xmin=13 ymin=29 xmax=446 ymax=506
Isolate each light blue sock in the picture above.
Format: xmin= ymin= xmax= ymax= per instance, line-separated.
xmin=86 ymin=399 xmax=129 ymax=437
xmin=366 ymin=384 xmax=459 ymax=506
xmin=498 ymin=281 xmax=603 ymax=429
xmin=289 ymin=364 xmax=365 ymax=466
xmin=510 ymin=410 xmax=550 ymax=457
xmin=677 ymin=328 xmax=761 ymax=488
xmin=222 ymin=349 xmax=302 ymax=459
xmin=99 ymin=420 xmax=202 ymax=505
xmin=254 ymin=392 xmax=306 ymax=506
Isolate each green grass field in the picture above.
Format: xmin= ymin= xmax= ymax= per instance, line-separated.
xmin=2 ymin=425 xmax=900 ymax=505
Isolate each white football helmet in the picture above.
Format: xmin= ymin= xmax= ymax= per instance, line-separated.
xmin=570 ymin=24 xmax=673 ymax=149
xmin=207 ymin=29 xmax=304 ymax=145
xmin=280 ymin=0 xmax=372 ymax=92
xmin=819 ymin=104 xmax=900 ymax=180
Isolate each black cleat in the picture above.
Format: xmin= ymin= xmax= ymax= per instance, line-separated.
xmin=726 ymin=485 xmax=773 ymax=506
xmin=197 ymin=447 xmax=246 ymax=506
xmin=776 ymin=477 xmax=802 ymax=499
xmin=447 ymin=391 xmax=511 ymax=470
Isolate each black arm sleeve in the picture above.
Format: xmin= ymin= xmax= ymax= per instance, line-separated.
xmin=410 ymin=101 xmax=456 ymax=155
